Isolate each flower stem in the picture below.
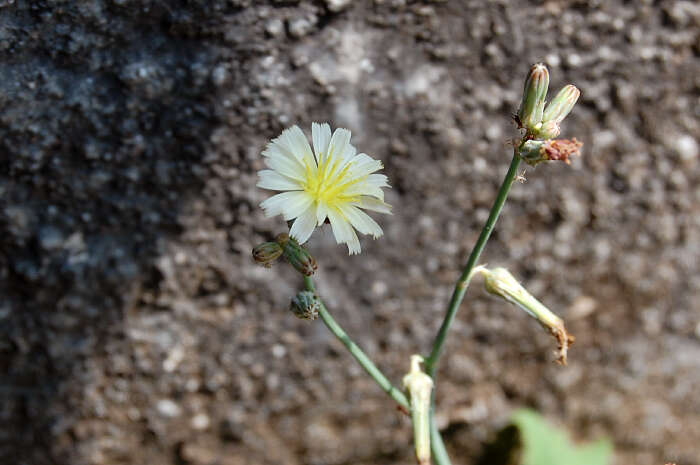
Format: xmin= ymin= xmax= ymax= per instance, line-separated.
xmin=425 ymin=152 xmax=522 ymax=377
xmin=430 ymin=412 xmax=452 ymax=465
xmin=303 ymin=276 xmax=410 ymax=411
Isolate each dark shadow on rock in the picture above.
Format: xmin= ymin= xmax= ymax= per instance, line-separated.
xmin=0 ymin=2 xmax=238 ymax=463
xmin=474 ymin=424 xmax=521 ymax=465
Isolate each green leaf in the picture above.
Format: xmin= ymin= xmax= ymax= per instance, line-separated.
xmin=511 ymin=409 xmax=612 ymax=465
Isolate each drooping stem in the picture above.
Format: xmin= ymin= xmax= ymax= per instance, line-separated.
xmin=425 ymin=152 xmax=522 ymax=377
xmin=303 ymin=276 xmax=410 ymax=410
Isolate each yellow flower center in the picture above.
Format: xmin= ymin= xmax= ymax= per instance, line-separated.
xmin=302 ymin=155 xmax=362 ymax=207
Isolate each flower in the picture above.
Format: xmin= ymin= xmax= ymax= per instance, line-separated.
xmin=258 ymin=123 xmax=391 ymax=255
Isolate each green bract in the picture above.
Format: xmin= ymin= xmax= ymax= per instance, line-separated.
xmin=542 ymin=84 xmax=581 ymax=125
xmin=518 ymin=63 xmax=549 ymax=130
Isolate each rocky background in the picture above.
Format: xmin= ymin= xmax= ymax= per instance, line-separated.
xmin=1 ymin=1 xmax=699 ymax=464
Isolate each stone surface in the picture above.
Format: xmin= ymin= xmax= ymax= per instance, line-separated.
xmin=1 ymin=1 xmax=699 ymax=465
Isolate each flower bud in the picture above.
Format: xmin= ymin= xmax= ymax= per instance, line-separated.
xmin=277 ymin=233 xmax=317 ymax=276
xmin=542 ymin=84 xmax=580 ymax=125
xmin=476 ymin=266 xmax=574 ymax=364
xmin=534 ymin=120 xmax=561 ymax=140
xmin=252 ymin=241 xmax=283 ymax=267
xmin=517 ymin=63 xmax=549 ymax=130
xmin=290 ymin=290 xmax=320 ymax=320
xmin=402 ymin=355 xmax=433 ymax=465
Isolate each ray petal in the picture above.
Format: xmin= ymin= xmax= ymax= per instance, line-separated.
xmin=328 ymin=207 xmax=362 ymax=255
xmin=284 ymin=125 xmax=316 ymax=168
xmin=316 ymin=202 xmax=329 ymax=226
xmin=257 ymin=170 xmax=303 ymax=191
xmin=366 ymin=173 xmax=390 ymax=188
xmin=345 ymin=228 xmax=361 ymax=255
xmin=339 ymin=205 xmax=384 ymax=238
xmin=260 ymin=191 xmax=311 ymax=219
xmin=356 ymin=196 xmax=392 ymax=214
xmin=289 ymin=207 xmax=317 ymax=245
xmin=281 ymin=192 xmax=314 ymax=221
xmin=343 ymin=182 xmax=385 ymax=201
xmin=263 ymin=152 xmax=306 ymax=181
xmin=346 ymin=153 xmax=384 ymax=178
xmin=327 ymin=128 xmax=352 ymax=164
xmin=312 ymin=122 xmax=332 ymax=164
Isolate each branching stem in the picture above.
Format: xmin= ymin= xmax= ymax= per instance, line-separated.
xmin=422 ymin=152 xmax=521 ymax=465
xmin=425 ymin=152 xmax=522 ymax=377
xmin=302 ymin=151 xmax=521 ymax=465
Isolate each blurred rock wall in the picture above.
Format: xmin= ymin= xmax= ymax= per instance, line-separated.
xmin=1 ymin=1 xmax=699 ymax=464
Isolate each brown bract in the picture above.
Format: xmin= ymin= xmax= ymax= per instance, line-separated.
xmin=549 ymin=324 xmax=575 ymax=365
xmin=543 ymin=138 xmax=583 ymax=164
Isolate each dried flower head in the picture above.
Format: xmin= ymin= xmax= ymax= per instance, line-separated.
xmin=476 ymin=266 xmax=574 ymax=364
xmin=542 ymin=138 xmax=583 ymax=164
xmin=518 ymin=138 xmax=583 ymax=166
xmin=258 ymin=124 xmax=391 ymax=255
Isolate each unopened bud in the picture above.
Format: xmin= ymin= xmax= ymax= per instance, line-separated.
xmin=518 ymin=63 xmax=549 ymax=130
xmin=252 ymin=241 xmax=283 ymax=267
xmin=402 ymin=355 xmax=433 ymax=465
xmin=277 ymin=233 xmax=317 ymax=276
xmin=542 ymin=84 xmax=580 ymax=125
xmin=476 ymin=266 xmax=574 ymax=364
xmin=290 ymin=291 xmax=320 ymax=320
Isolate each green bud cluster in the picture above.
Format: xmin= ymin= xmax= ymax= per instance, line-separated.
xmin=516 ymin=64 xmax=582 ymax=166
xmin=252 ymin=233 xmax=317 ymax=276
xmin=518 ymin=64 xmax=580 ymax=136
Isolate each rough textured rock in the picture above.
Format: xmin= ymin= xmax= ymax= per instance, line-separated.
xmin=1 ymin=1 xmax=699 ymax=464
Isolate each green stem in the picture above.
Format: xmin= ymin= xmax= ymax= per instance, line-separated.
xmin=304 ymin=276 xmax=410 ymax=411
xmin=430 ymin=412 xmax=451 ymax=465
xmin=425 ymin=153 xmax=522 ymax=377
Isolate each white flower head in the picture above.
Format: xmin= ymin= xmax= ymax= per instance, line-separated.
xmin=258 ymin=123 xmax=392 ymax=255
